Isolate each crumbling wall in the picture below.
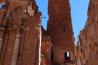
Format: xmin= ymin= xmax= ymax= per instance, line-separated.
xmin=0 ymin=0 xmax=41 ymax=65
xmin=78 ymin=0 xmax=98 ymax=65
xmin=41 ymin=28 xmax=52 ymax=65
xmin=47 ymin=0 xmax=75 ymax=65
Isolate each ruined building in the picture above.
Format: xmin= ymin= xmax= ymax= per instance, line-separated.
xmin=77 ymin=0 xmax=98 ymax=65
xmin=0 ymin=0 xmax=75 ymax=65
xmin=47 ymin=0 xmax=75 ymax=65
xmin=0 ymin=0 xmax=41 ymax=65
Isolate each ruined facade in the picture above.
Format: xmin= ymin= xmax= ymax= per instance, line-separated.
xmin=0 ymin=0 xmax=41 ymax=65
xmin=77 ymin=0 xmax=98 ymax=65
xmin=0 ymin=0 xmax=76 ymax=65
xmin=47 ymin=0 xmax=75 ymax=65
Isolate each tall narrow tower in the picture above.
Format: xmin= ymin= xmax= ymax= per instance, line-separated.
xmin=47 ymin=0 xmax=75 ymax=65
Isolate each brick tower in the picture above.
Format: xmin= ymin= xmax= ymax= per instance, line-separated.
xmin=47 ymin=0 xmax=75 ymax=65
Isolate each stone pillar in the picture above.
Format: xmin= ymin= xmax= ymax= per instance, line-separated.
xmin=0 ymin=27 xmax=17 ymax=65
xmin=11 ymin=30 xmax=20 ymax=65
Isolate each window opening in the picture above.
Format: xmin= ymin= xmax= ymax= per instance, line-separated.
xmin=0 ymin=3 xmax=6 ymax=9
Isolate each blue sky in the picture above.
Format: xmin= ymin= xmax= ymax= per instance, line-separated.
xmin=70 ymin=0 xmax=89 ymax=43
xmin=35 ymin=0 xmax=89 ymax=44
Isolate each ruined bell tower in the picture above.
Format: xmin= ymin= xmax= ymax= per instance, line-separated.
xmin=47 ymin=0 xmax=75 ymax=65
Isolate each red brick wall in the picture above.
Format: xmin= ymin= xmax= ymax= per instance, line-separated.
xmin=47 ymin=0 xmax=75 ymax=65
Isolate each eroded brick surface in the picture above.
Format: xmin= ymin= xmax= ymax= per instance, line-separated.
xmin=0 ymin=0 xmax=41 ymax=65
xmin=77 ymin=0 xmax=98 ymax=65
xmin=0 ymin=0 xmax=76 ymax=65
xmin=47 ymin=0 xmax=75 ymax=65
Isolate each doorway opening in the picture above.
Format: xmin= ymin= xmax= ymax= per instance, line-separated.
xmin=64 ymin=51 xmax=70 ymax=62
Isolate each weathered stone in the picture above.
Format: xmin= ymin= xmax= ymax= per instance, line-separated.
xmin=47 ymin=0 xmax=75 ymax=65
xmin=77 ymin=0 xmax=98 ymax=65
xmin=0 ymin=0 xmax=76 ymax=65
xmin=41 ymin=27 xmax=52 ymax=65
xmin=0 ymin=0 xmax=41 ymax=65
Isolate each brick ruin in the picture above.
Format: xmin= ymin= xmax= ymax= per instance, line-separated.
xmin=47 ymin=0 xmax=75 ymax=65
xmin=77 ymin=0 xmax=98 ymax=65
xmin=0 ymin=0 xmax=41 ymax=65
xmin=0 ymin=0 xmax=76 ymax=65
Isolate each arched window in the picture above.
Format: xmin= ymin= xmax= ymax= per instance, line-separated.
xmin=64 ymin=51 xmax=70 ymax=62
xmin=0 ymin=3 xmax=6 ymax=9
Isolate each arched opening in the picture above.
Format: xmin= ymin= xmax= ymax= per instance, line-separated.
xmin=64 ymin=51 xmax=70 ymax=62
xmin=0 ymin=3 xmax=6 ymax=9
